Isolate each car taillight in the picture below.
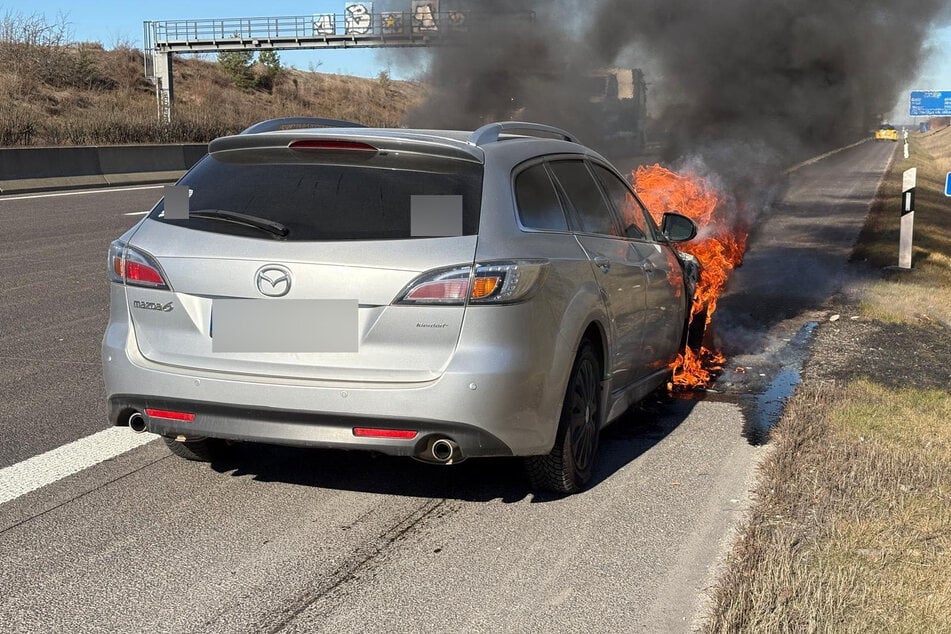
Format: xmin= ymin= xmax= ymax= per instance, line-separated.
xmin=395 ymin=260 xmax=548 ymax=305
xmin=469 ymin=261 xmax=548 ymax=304
xmin=397 ymin=266 xmax=471 ymax=304
xmin=108 ymin=240 xmax=171 ymax=290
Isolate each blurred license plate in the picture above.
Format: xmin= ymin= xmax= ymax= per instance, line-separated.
xmin=210 ymin=299 xmax=358 ymax=353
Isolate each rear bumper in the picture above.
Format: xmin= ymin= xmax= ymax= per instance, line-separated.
xmin=108 ymin=395 xmax=511 ymax=458
xmin=103 ymin=300 xmax=572 ymax=459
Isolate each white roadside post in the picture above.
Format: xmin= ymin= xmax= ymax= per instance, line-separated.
xmin=899 ymin=168 xmax=916 ymax=269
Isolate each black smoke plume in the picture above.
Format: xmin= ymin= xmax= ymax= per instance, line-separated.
xmin=588 ymin=0 xmax=950 ymax=168
xmin=396 ymin=1 xmax=597 ymax=134
xmin=394 ymin=0 xmax=950 ymax=175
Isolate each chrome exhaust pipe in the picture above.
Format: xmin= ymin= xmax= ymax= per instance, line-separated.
xmin=431 ymin=438 xmax=459 ymax=464
xmin=128 ymin=412 xmax=147 ymax=433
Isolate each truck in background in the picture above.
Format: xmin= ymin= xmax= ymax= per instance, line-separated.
xmin=586 ymin=68 xmax=648 ymax=154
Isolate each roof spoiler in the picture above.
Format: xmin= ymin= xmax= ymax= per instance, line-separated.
xmin=209 ymin=132 xmax=484 ymax=164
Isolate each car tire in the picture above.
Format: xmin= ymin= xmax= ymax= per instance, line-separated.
xmin=525 ymin=341 xmax=601 ymax=494
xmin=163 ymin=436 xmax=230 ymax=462
xmin=686 ymin=303 xmax=709 ymax=352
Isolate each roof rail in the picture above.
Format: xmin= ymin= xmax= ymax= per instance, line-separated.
xmin=468 ymin=121 xmax=579 ymax=146
xmin=240 ymin=117 xmax=367 ymax=135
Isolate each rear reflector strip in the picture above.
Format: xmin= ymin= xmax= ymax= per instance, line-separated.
xmin=145 ymin=408 xmax=196 ymax=422
xmin=352 ymin=427 xmax=418 ymax=440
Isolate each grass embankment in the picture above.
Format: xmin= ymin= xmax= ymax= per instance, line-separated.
xmin=854 ymin=129 xmax=951 ymax=328
xmin=706 ymin=129 xmax=951 ymax=632
xmin=0 ymin=39 xmax=422 ymax=146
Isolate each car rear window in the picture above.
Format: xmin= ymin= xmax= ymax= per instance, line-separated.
xmin=150 ymin=156 xmax=483 ymax=241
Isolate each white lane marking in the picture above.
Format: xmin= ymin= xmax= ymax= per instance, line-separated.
xmin=124 ymin=211 xmax=150 ymax=216
xmin=0 ymin=184 xmax=166 ymax=202
xmin=0 ymin=428 xmax=155 ymax=506
xmin=785 ymin=138 xmax=871 ymax=174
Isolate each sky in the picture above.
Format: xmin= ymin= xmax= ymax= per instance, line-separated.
xmin=891 ymin=23 xmax=951 ymax=121
xmin=913 ymin=24 xmax=951 ymax=90
xmin=2 ymin=0 xmax=950 ymax=116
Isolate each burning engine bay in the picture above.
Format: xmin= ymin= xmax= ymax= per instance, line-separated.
xmin=634 ymin=165 xmax=744 ymax=388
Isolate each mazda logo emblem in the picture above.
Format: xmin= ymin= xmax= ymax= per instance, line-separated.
xmin=255 ymin=265 xmax=292 ymax=297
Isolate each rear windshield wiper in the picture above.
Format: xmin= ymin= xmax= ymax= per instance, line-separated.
xmin=186 ymin=209 xmax=289 ymax=239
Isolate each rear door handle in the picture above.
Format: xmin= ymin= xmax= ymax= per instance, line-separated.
xmin=637 ymin=260 xmax=656 ymax=273
xmin=593 ymin=256 xmax=611 ymax=273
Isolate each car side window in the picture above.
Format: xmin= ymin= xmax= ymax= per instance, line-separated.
xmin=639 ymin=196 xmax=665 ymax=240
xmin=548 ymin=160 xmax=620 ymax=237
xmin=591 ymin=164 xmax=652 ymax=241
xmin=514 ymin=163 xmax=569 ymax=231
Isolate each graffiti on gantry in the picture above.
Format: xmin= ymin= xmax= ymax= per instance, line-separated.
xmin=313 ymin=13 xmax=336 ymax=36
xmin=381 ymin=12 xmax=405 ymax=35
xmin=345 ymin=3 xmax=373 ymax=35
xmin=159 ymin=89 xmax=172 ymax=124
xmin=412 ymin=1 xmax=439 ymax=33
xmin=310 ymin=2 xmax=464 ymax=38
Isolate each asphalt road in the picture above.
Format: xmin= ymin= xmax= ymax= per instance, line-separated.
xmin=0 ymin=186 xmax=162 ymax=468
xmin=716 ymin=139 xmax=897 ymax=397
xmin=0 ymin=139 xmax=895 ymax=633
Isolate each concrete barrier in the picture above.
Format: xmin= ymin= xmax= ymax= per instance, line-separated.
xmin=0 ymin=144 xmax=208 ymax=194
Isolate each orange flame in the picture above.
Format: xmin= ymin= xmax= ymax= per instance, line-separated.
xmin=633 ymin=164 xmax=748 ymax=389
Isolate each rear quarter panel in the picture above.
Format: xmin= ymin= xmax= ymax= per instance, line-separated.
xmin=469 ymin=155 xmax=611 ymax=452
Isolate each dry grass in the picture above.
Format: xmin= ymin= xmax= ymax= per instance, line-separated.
xmin=0 ymin=40 xmax=424 ymax=146
xmin=706 ymin=381 xmax=951 ymax=633
xmin=706 ymin=131 xmax=951 ymax=632
xmin=852 ymin=127 xmax=951 ymax=327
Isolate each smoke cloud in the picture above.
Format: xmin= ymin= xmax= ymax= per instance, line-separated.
xmin=393 ymin=0 xmax=950 ymax=177
xmin=590 ymin=1 xmax=948 ymax=166
xmin=395 ymin=1 xmax=597 ymax=133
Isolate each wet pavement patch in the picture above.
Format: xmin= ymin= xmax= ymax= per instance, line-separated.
xmin=740 ymin=321 xmax=818 ymax=445
xmin=674 ymin=321 xmax=821 ymax=445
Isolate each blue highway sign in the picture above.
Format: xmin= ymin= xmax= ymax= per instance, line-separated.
xmin=945 ymin=172 xmax=951 ymax=197
xmin=910 ymin=91 xmax=951 ymax=116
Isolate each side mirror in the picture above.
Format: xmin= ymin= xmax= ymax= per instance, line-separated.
xmin=661 ymin=211 xmax=698 ymax=242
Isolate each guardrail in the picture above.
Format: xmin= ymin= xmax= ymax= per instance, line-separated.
xmin=0 ymin=144 xmax=207 ymax=194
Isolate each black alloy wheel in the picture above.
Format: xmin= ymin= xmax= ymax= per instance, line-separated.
xmin=525 ymin=341 xmax=602 ymax=494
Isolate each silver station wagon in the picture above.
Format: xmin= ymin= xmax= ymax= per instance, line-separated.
xmin=102 ymin=118 xmax=699 ymax=493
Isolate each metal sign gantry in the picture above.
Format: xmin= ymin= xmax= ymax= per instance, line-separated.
xmin=143 ymin=9 xmax=527 ymax=123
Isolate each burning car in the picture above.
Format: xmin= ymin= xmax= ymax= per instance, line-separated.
xmin=103 ymin=118 xmax=700 ymax=494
